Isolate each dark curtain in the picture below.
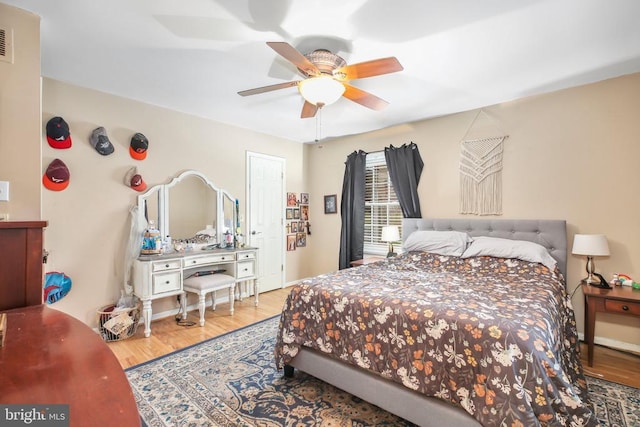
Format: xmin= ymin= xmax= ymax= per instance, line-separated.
xmin=384 ymin=142 xmax=424 ymax=218
xmin=338 ymin=150 xmax=367 ymax=270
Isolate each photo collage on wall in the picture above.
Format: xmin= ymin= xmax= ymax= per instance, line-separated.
xmin=286 ymin=192 xmax=309 ymax=251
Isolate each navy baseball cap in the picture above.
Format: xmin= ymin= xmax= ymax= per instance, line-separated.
xmin=46 ymin=117 xmax=72 ymax=149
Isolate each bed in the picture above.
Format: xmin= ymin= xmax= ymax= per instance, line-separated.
xmin=274 ymin=218 xmax=598 ymax=427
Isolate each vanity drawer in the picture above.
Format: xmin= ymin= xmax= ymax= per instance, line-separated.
xmin=183 ymin=253 xmax=236 ymax=268
xmin=237 ymin=261 xmax=254 ymax=279
xmin=237 ymin=251 xmax=256 ymax=261
xmin=152 ymin=259 xmax=181 ymax=272
xmin=153 ymin=271 xmax=181 ymax=294
xmin=604 ymin=299 xmax=640 ymax=316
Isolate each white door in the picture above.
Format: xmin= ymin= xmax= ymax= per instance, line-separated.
xmin=247 ymin=152 xmax=285 ymax=293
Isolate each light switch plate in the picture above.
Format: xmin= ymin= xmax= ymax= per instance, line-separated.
xmin=0 ymin=181 xmax=9 ymax=201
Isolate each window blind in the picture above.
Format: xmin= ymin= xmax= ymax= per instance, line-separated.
xmin=364 ymin=152 xmax=402 ymax=255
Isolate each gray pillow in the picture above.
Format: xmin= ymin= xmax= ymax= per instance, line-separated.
xmin=402 ymin=230 xmax=472 ymax=256
xmin=461 ymin=236 xmax=557 ymax=271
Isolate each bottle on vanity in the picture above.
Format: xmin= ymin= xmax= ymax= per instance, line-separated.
xmin=141 ymin=220 xmax=162 ymax=255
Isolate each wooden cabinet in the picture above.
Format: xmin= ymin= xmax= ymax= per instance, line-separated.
xmin=582 ymin=281 xmax=640 ymax=366
xmin=0 ymin=221 xmax=47 ymax=311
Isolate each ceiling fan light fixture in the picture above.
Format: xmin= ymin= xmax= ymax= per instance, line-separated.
xmin=298 ymin=76 xmax=345 ymax=106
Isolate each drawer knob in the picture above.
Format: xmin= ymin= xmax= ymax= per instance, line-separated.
xmin=221 ymin=257 xmax=226 ymax=260
xmin=165 ymin=280 xmax=170 ymax=284
xmin=165 ymin=264 xmax=170 ymax=268
xmin=623 ymin=305 xmax=629 ymax=311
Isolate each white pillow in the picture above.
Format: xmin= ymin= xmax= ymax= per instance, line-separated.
xmin=402 ymin=230 xmax=472 ymax=256
xmin=461 ymin=236 xmax=557 ymax=271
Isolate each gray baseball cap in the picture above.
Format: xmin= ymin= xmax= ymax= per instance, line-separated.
xmin=90 ymin=126 xmax=115 ymax=156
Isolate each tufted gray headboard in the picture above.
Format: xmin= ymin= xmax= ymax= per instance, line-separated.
xmin=402 ymin=218 xmax=567 ymax=277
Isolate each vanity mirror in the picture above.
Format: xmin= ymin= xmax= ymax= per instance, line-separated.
xmin=137 ymin=170 xmax=237 ymax=244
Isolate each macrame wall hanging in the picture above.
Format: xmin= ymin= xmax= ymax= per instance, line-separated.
xmin=459 ymin=110 xmax=508 ymax=215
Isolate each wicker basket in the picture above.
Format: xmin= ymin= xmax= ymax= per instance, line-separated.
xmin=97 ymin=301 xmax=141 ymax=342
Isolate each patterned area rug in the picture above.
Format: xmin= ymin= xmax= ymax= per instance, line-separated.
xmin=126 ymin=316 xmax=640 ymax=426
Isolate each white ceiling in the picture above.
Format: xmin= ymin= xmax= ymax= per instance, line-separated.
xmin=5 ymin=0 xmax=640 ymax=143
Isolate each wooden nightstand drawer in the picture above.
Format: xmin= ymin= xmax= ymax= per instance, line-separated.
xmin=604 ymin=299 xmax=640 ymax=316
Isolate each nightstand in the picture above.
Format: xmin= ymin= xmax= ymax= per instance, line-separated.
xmin=350 ymin=256 xmax=385 ymax=267
xmin=582 ymin=281 xmax=640 ymax=366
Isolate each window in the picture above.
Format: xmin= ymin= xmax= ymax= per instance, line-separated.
xmin=364 ymin=152 xmax=402 ymax=255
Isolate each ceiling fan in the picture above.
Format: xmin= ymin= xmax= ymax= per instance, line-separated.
xmin=238 ymin=42 xmax=403 ymax=118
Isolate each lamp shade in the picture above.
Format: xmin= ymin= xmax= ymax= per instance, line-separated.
xmin=381 ymin=225 xmax=400 ymax=243
xmin=298 ymin=76 xmax=345 ymax=106
xmin=572 ymin=234 xmax=610 ymax=256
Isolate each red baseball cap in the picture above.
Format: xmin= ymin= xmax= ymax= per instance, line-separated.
xmin=124 ymin=166 xmax=147 ymax=192
xmin=42 ymin=158 xmax=70 ymax=191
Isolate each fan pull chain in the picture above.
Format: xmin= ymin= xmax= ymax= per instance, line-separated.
xmin=315 ymin=103 xmax=324 ymax=143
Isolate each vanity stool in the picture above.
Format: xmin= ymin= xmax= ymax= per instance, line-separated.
xmin=183 ymin=274 xmax=236 ymax=326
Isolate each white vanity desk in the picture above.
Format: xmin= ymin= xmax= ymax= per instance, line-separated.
xmin=130 ymin=169 xmax=259 ymax=338
xmin=133 ymin=246 xmax=258 ymax=337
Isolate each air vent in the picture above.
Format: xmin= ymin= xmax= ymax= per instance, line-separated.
xmin=0 ymin=27 xmax=14 ymax=64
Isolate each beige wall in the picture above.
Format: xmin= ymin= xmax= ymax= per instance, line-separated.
xmin=0 ymin=4 xmax=41 ymax=219
xmin=306 ymin=73 xmax=640 ymax=351
xmin=41 ymin=79 xmax=307 ymax=325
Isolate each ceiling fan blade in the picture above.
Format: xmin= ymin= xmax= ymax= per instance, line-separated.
xmin=301 ymin=101 xmax=318 ymax=119
xmin=342 ymin=84 xmax=389 ymax=110
xmin=334 ymin=57 xmax=403 ymax=81
xmin=267 ymin=41 xmax=320 ymax=77
xmin=238 ymin=80 xmax=300 ymax=97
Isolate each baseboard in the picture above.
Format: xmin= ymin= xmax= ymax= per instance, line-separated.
xmin=578 ymin=332 xmax=640 ymax=355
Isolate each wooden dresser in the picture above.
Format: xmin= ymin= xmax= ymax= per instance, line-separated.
xmin=0 ymin=221 xmax=47 ymax=311
xmin=0 ymin=305 xmax=141 ymax=426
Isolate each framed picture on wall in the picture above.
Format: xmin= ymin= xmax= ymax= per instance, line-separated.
xmin=293 ymin=208 xmax=300 ymax=219
xmin=291 ymin=222 xmax=298 ymax=232
xmin=296 ymin=232 xmax=306 ymax=247
xmin=300 ymin=205 xmax=309 ymax=221
xmin=286 ymin=208 xmax=293 ymax=220
xmin=287 ymin=192 xmax=297 ymax=207
xmin=287 ymin=234 xmax=297 ymax=251
xmin=324 ymin=194 xmax=337 ymax=214
xmin=300 ymin=193 xmax=309 ymax=204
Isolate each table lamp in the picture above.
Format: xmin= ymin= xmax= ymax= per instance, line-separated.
xmin=381 ymin=225 xmax=400 ymax=257
xmin=571 ymin=234 xmax=610 ymax=285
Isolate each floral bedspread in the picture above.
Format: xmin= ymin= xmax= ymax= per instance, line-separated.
xmin=274 ymin=252 xmax=597 ymax=426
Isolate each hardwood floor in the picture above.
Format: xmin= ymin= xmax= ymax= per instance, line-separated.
xmin=108 ymin=288 xmax=640 ymax=389
xmin=107 ymin=288 xmax=291 ymax=369
xmin=580 ymin=342 xmax=640 ymax=388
